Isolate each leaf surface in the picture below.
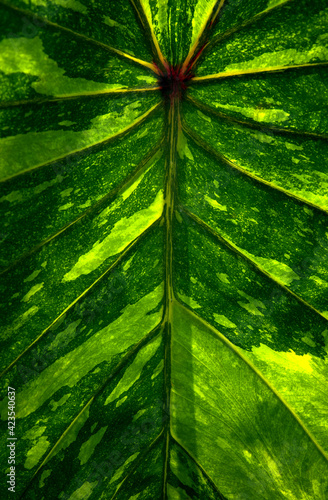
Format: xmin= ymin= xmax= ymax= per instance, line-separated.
xmin=1 ymin=1 xmax=328 ymax=499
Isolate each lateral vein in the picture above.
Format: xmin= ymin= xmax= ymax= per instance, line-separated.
xmin=0 ymin=137 xmax=164 ymax=277
xmin=19 ymin=322 xmax=164 ymax=499
xmin=202 ymin=0 xmax=294 ymax=56
xmin=183 ymin=124 xmax=328 ymax=216
xmin=0 ymin=0 xmax=158 ymax=73
xmin=130 ymin=0 xmax=167 ymax=69
xmin=170 ymin=435 xmax=229 ymax=499
xmin=187 ymin=95 xmax=328 ymax=141
xmin=179 ymin=205 xmax=328 ymax=322
xmin=0 ymin=217 xmax=163 ymax=379
xmin=176 ymin=300 xmax=328 ymax=464
xmin=0 ymin=87 xmax=161 ymax=109
xmin=181 ymin=0 xmax=227 ymax=74
xmin=0 ymin=102 xmax=162 ymax=184
xmin=192 ymin=62 xmax=328 ymax=82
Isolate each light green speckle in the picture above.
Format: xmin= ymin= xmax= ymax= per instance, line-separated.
xmin=0 ymin=190 xmax=23 ymax=203
xmin=103 ymin=16 xmax=135 ymax=39
xmin=132 ymin=409 xmax=147 ymax=423
xmin=116 ymin=396 xmax=127 ymax=407
xmin=177 ymin=293 xmax=202 ymax=309
xmin=175 ymin=211 xmax=183 ymax=223
xmin=285 ymin=142 xmax=303 ymax=151
xmin=78 ymin=200 xmax=92 ymax=209
xmin=109 ymin=452 xmax=139 ymax=485
xmin=49 ymin=393 xmax=71 ymax=411
xmin=39 ymin=469 xmax=52 ymax=488
xmin=303 ymin=207 xmax=313 ymax=216
xmin=60 ymin=188 xmax=73 ymax=198
xmin=58 ymin=202 xmax=74 ymax=211
xmin=58 ymin=120 xmax=76 ymax=127
xmin=21 ymin=283 xmax=44 ymax=302
xmin=78 ymin=426 xmax=108 ymax=465
xmin=237 ymin=290 xmax=266 ymax=316
xmin=151 ymin=359 xmax=164 ymax=380
xmin=122 ymin=255 xmax=134 ymax=272
xmin=91 ymin=423 xmax=98 ymax=433
xmin=178 ymin=131 xmax=195 ymax=160
xmin=136 ymin=75 xmax=158 ymax=84
xmin=301 ymin=336 xmax=316 ymax=348
xmin=24 ymin=436 xmax=50 ymax=470
xmin=217 ymin=273 xmax=230 ymax=284
xmin=67 ymin=481 xmax=98 ymax=500
xmin=214 ymin=314 xmax=237 ymax=329
xmin=24 ymin=425 xmax=47 ymax=441
xmin=24 ymin=269 xmax=42 ymax=283
xmin=204 ymin=195 xmax=227 ymax=211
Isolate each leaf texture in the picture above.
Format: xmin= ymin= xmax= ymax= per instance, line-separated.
xmin=0 ymin=0 xmax=328 ymax=499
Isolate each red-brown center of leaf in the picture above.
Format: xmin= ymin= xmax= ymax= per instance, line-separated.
xmin=158 ymin=63 xmax=193 ymax=100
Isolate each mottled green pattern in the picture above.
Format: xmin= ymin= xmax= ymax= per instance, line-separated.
xmin=210 ymin=0 xmax=290 ymax=39
xmin=0 ymin=93 xmax=160 ymax=179
xmin=198 ymin=0 xmax=328 ymax=76
xmin=0 ymin=109 xmax=163 ymax=267
xmin=171 ymin=303 xmax=328 ymax=499
xmin=0 ymin=7 xmax=158 ymax=104
xmin=0 ymin=156 xmax=164 ymax=371
xmin=0 ymin=0 xmax=153 ymax=61
xmin=0 ymin=0 xmax=328 ymax=499
xmin=183 ymin=102 xmax=328 ymax=212
xmin=189 ymin=66 xmax=328 ymax=134
xmin=176 ymin=134 xmax=328 ymax=312
xmin=139 ymin=0 xmax=219 ymax=65
xmin=173 ymin=216 xmax=327 ymax=357
xmin=0 ymin=226 xmax=164 ymax=494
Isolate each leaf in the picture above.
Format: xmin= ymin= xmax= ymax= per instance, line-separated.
xmin=0 ymin=0 xmax=328 ymax=498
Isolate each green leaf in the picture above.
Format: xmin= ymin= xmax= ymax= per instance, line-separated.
xmin=1 ymin=0 xmax=328 ymax=499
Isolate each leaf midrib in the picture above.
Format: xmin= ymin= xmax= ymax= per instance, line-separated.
xmin=162 ymin=95 xmax=180 ymax=498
